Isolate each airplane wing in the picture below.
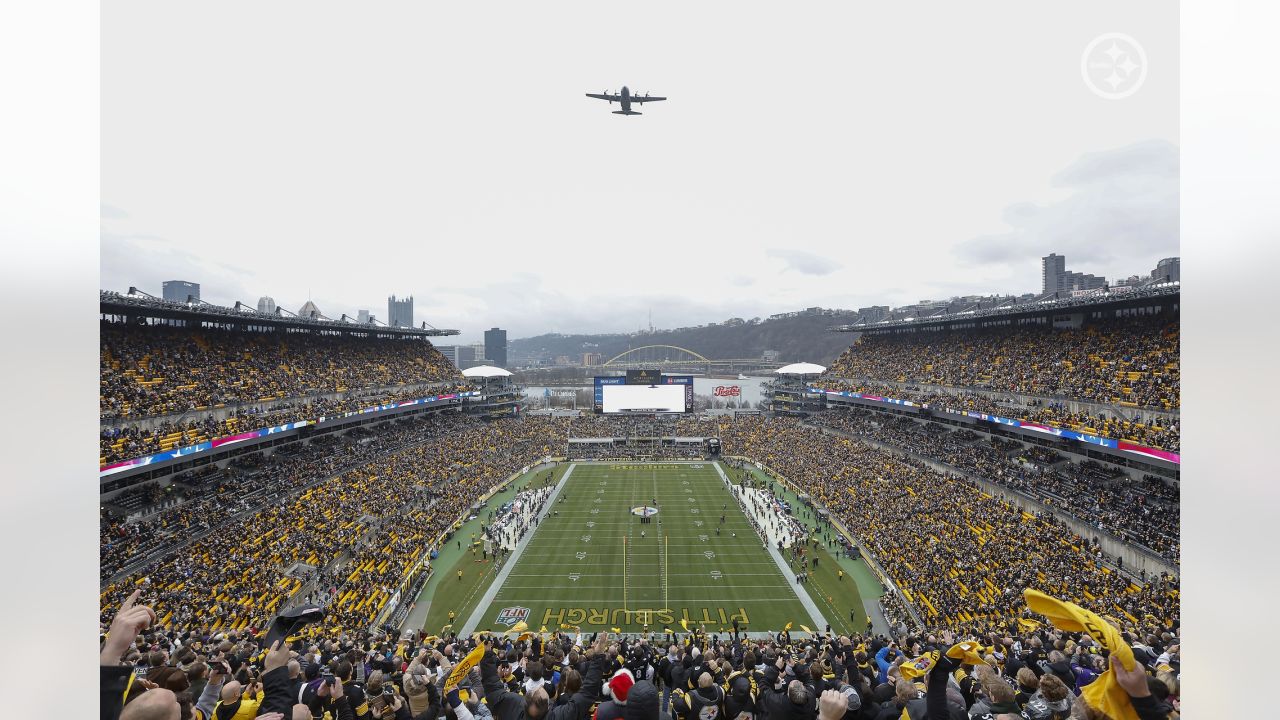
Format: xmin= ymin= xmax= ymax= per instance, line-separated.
xmin=631 ymin=96 xmax=666 ymax=104
xmin=585 ymin=93 xmax=622 ymax=101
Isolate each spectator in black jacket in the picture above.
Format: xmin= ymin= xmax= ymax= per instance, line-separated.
xmin=671 ymin=673 xmax=725 ymax=720
xmin=482 ymin=632 xmax=608 ymax=720
xmin=623 ymin=680 xmax=661 ymax=720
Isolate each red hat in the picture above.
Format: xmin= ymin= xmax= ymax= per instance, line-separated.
xmin=607 ymin=668 xmax=635 ymax=704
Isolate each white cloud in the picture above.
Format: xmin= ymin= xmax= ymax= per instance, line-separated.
xmin=100 ymin=2 xmax=1178 ymax=339
xmin=955 ymin=140 xmax=1179 ymax=273
xmin=765 ymin=248 xmax=843 ymax=276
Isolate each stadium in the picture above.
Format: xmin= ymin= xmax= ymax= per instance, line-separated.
xmin=99 ymin=283 xmax=1180 ymax=720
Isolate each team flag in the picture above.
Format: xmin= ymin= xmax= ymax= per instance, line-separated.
xmin=1023 ymin=589 xmax=1138 ymax=720
xmin=898 ymin=651 xmax=938 ymax=680
xmin=443 ymin=644 xmax=486 ymax=693
xmin=946 ymin=642 xmax=986 ymax=666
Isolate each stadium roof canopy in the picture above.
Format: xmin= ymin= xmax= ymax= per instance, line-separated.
xmin=775 ymin=362 xmax=827 ymax=375
xmin=462 ymin=365 xmax=513 ymax=378
xmin=100 ymin=289 xmax=459 ymax=337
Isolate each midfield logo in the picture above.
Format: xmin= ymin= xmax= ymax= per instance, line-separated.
xmin=495 ymin=606 xmax=531 ymax=627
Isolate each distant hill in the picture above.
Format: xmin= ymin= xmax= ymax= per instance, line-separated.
xmin=510 ymin=308 xmax=860 ymax=366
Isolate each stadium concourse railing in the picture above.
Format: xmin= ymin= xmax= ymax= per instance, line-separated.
xmin=811 ymin=386 xmax=1180 ymax=469
xmin=722 ymin=455 xmax=927 ymax=630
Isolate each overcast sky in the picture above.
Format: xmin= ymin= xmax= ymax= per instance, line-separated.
xmin=102 ymin=1 xmax=1177 ymax=344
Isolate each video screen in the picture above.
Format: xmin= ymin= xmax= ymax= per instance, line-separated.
xmin=601 ymin=384 xmax=687 ymax=414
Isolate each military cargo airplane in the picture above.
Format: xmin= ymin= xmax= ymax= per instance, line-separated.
xmin=585 ymin=86 xmax=666 ymax=115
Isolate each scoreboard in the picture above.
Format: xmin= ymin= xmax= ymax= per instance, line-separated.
xmin=595 ymin=373 xmax=694 ymax=414
xmin=626 ymin=369 xmax=662 ymax=385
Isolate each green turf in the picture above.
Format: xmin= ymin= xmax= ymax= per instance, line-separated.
xmin=462 ymin=462 xmax=839 ymax=634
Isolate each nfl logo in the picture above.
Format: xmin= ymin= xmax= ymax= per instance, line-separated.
xmin=495 ymin=606 xmax=530 ymax=627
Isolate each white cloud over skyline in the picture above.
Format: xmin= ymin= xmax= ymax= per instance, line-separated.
xmin=101 ymin=1 xmax=1178 ymax=343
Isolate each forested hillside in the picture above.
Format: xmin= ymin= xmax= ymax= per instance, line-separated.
xmin=510 ymin=309 xmax=859 ymax=365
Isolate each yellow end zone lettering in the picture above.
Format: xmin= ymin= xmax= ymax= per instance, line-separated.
xmin=538 ymin=608 xmax=749 ymax=628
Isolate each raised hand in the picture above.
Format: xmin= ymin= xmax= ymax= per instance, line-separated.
xmin=264 ymin=640 xmax=291 ymax=673
xmin=101 ymin=589 xmax=158 ymax=665
xmin=1112 ymin=655 xmax=1150 ymax=698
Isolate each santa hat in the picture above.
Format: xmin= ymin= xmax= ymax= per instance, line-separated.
xmin=606 ymin=668 xmax=635 ymax=704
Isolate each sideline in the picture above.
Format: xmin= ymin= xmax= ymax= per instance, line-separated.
xmin=459 ymin=464 xmax=576 ymax=634
xmin=714 ymin=462 xmax=827 ymax=631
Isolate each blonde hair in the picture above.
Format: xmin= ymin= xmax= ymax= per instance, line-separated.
xmin=983 ymin=677 xmax=1015 ymax=704
xmin=1157 ymin=670 xmax=1178 ymax=696
xmin=894 ymin=679 xmax=915 ymax=705
xmin=1016 ymin=668 xmax=1039 ymax=690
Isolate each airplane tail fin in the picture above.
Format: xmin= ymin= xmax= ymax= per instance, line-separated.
xmin=612 ymin=110 xmax=642 ymax=115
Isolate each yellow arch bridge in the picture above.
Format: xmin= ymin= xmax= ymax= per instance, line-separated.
xmin=602 ymin=345 xmax=785 ymax=371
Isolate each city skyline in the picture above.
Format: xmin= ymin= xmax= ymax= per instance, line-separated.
xmin=108 ymin=249 xmax=1177 ymax=344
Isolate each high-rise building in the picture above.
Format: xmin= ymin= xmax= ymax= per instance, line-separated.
xmin=388 ymin=295 xmax=414 ymax=328
xmin=162 ymin=280 xmax=200 ymax=303
xmin=257 ymin=296 xmax=277 ymax=314
xmin=436 ymin=345 xmax=477 ymax=368
xmin=357 ymin=309 xmax=370 ymax=324
xmin=1041 ymin=254 xmax=1066 ymax=295
xmin=484 ymin=328 xmax=508 ymax=368
xmin=1151 ymin=257 xmax=1180 ymax=283
xmin=1042 ymin=254 xmax=1105 ymax=294
xmin=298 ymin=300 xmax=323 ymax=319
xmin=583 ymin=352 xmax=603 ymax=367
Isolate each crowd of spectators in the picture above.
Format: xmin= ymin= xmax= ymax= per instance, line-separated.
xmin=567 ymin=442 xmax=706 ymax=460
xmin=482 ymin=485 xmax=556 ymax=554
xmin=740 ymin=485 xmax=807 ymax=548
xmin=810 ymin=410 xmax=1180 ymax=563
xmin=101 ymin=321 xmax=465 ymax=419
xmin=706 ymin=415 xmax=1179 ymax=643
xmin=103 ymin=605 xmax=1179 ymax=720
xmin=100 ymin=413 xmax=568 ymax=640
xmin=101 ymin=421 xmax=461 ymax=583
xmin=100 ymin=410 xmax=1181 ymax=719
xmin=822 ymin=314 xmax=1179 ymax=418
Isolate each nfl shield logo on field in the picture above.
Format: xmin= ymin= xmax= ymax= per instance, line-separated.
xmin=495 ymin=606 xmax=530 ymax=627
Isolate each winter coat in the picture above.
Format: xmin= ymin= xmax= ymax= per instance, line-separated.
xmin=624 ymin=680 xmax=662 ymax=720
xmin=482 ymin=647 xmax=605 ymax=720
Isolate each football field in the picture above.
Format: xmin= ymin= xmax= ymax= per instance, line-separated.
xmin=461 ymin=462 xmax=830 ymax=634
